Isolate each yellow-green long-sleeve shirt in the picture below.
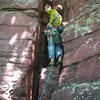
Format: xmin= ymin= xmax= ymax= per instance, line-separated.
xmin=47 ymin=9 xmax=62 ymax=27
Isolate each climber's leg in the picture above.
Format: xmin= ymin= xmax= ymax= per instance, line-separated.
xmin=55 ymin=44 xmax=63 ymax=65
xmin=48 ymin=42 xmax=55 ymax=65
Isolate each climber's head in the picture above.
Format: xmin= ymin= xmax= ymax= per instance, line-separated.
xmin=53 ymin=4 xmax=63 ymax=15
xmin=56 ymin=5 xmax=62 ymax=10
xmin=53 ymin=5 xmax=62 ymax=10
xmin=45 ymin=4 xmax=51 ymax=12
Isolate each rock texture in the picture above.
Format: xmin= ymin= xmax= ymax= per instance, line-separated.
xmin=39 ymin=1 xmax=100 ymax=100
xmin=0 ymin=0 xmax=40 ymax=99
xmin=0 ymin=0 xmax=100 ymax=100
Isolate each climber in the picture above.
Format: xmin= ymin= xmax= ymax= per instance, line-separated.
xmin=44 ymin=4 xmax=64 ymax=66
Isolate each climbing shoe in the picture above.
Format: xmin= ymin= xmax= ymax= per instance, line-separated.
xmin=48 ymin=58 xmax=54 ymax=66
xmin=56 ymin=56 xmax=62 ymax=65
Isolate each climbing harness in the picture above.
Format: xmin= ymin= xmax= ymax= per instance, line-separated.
xmin=38 ymin=62 xmax=54 ymax=100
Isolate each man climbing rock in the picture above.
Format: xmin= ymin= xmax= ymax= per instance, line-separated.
xmin=44 ymin=4 xmax=64 ymax=67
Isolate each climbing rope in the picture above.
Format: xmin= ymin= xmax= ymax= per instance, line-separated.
xmin=38 ymin=63 xmax=54 ymax=100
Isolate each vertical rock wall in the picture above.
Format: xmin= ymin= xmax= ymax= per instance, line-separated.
xmin=51 ymin=1 xmax=100 ymax=100
xmin=39 ymin=0 xmax=100 ymax=100
xmin=0 ymin=0 xmax=41 ymax=99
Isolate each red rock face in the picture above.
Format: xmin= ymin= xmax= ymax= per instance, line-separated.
xmin=0 ymin=0 xmax=99 ymax=99
xmin=60 ymin=55 xmax=100 ymax=84
xmin=0 ymin=0 xmax=40 ymax=8
xmin=0 ymin=0 xmax=40 ymax=99
xmin=63 ymin=28 xmax=100 ymax=52
xmin=63 ymin=37 xmax=100 ymax=66
xmin=39 ymin=0 xmax=100 ymax=100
